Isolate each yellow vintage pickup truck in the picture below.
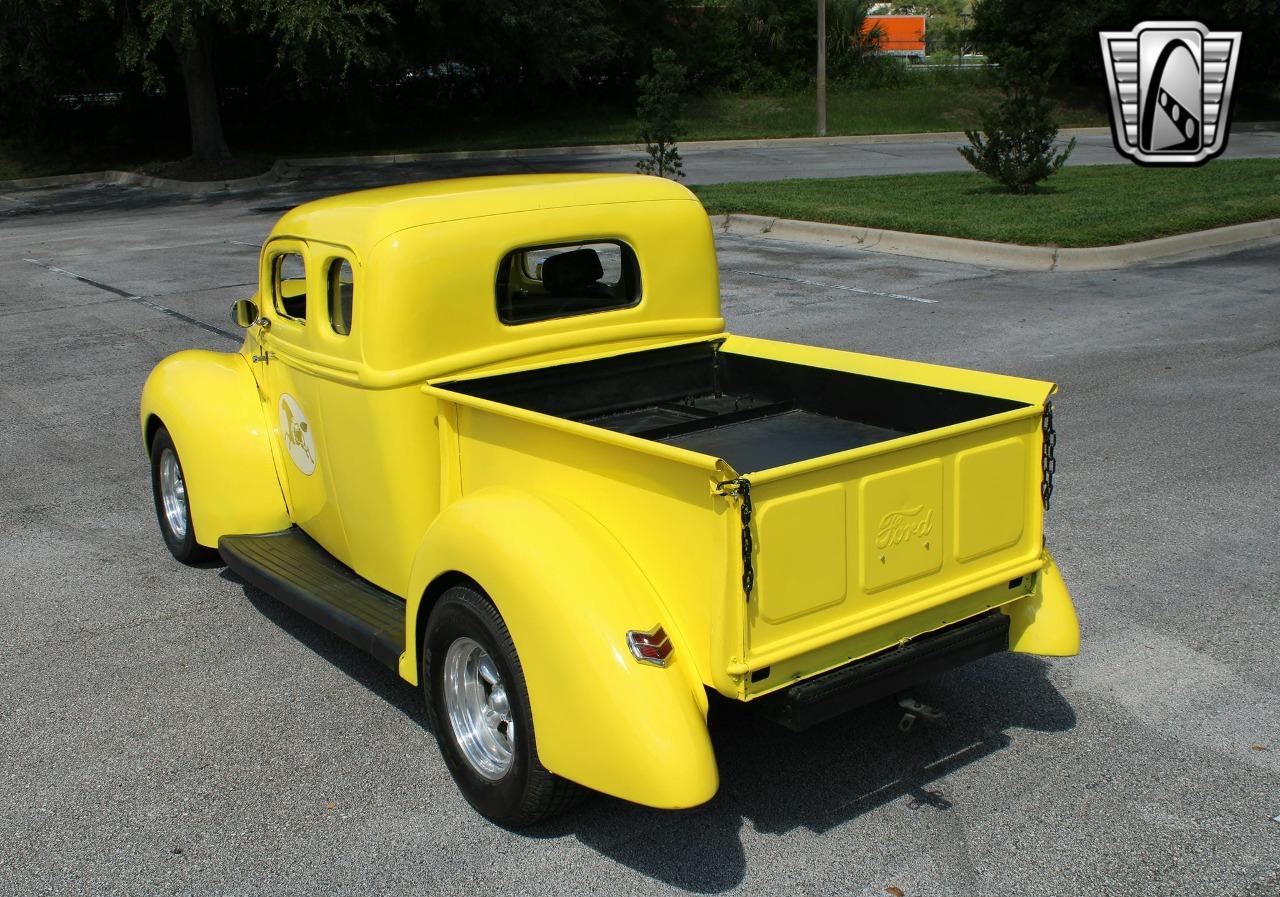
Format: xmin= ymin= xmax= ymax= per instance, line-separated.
xmin=141 ymin=174 xmax=1078 ymax=826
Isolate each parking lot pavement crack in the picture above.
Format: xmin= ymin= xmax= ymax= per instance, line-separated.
xmin=23 ymin=258 xmax=240 ymax=342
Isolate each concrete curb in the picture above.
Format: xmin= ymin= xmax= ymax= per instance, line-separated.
xmin=3 ymin=121 xmax=1276 ymax=190
xmin=0 ymin=171 xmax=107 ymax=189
xmin=0 ymin=160 xmax=296 ymax=194
xmin=713 ymin=213 xmax=1280 ymax=271
xmin=280 ymin=126 xmax=1122 ymax=168
xmin=101 ymin=160 xmax=296 ymax=194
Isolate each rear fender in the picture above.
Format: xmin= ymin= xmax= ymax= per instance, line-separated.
xmin=403 ymin=486 xmax=718 ymax=809
xmin=140 ymin=350 xmax=289 ymax=546
xmin=1002 ymin=551 xmax=1080 ymax=656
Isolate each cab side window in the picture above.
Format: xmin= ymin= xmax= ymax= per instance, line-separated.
xmin=328 ymin=259 xmax=354 ymax=336
xmin=273 ymin=252 xmax=307 ymax=321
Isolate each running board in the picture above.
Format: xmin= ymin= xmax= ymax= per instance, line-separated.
xmin=219 ymin=529 xmax=406 ymax=670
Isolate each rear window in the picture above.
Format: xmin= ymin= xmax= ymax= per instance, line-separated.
xmin=496 ymin=241 xmax=641 ymax=325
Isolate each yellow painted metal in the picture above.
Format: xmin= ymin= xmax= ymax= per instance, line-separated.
xmin=743 ymin=566 xmax=1045 ymax=696
xmin=403 ymin=486 xmax=717 ymax=808
xmin=256 ymin=238 xmax=353 ymax=565
xmin=720 ymin=334 xmax=1057 ymax=411
xmin=140 ymin=350 xmax=289 ymax=545
xmin=417 ymin=390 xmax=735 ymax=694
xmin=141 ymin=174 xmax=1079 ymax=811
xmin=742 ymin=409 xmax=1046 ymax=682
xmin=1004 ymin=552 xmax=1081 ymax=656
xmin=268 ymin=175 xmax=723 ymax=387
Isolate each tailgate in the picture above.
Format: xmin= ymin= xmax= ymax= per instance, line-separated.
xmin=722 ymin=338 xmax=1055 ymax=698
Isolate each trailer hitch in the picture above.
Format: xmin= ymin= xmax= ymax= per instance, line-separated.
xmin=896 ymin=695 xmax=945 ymax=732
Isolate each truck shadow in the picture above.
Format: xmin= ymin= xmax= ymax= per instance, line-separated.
xmin=539 ymin=652 xmax=1076 ymax=893
xmin=227 ymin=574 xmax=426 ymax=722
xmin=227 ymin=572 xmax=1075 ymax=894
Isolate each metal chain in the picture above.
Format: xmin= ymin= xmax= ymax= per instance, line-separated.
xmin=717 ymin=477 xmax=755 ymax=600
xmin=1041 ymin=400 xmax=1057 ymax=510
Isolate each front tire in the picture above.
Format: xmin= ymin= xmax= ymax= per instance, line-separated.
xmin=423 ymin=585 xmax=583 ymax=827
xmin=149 ymin=427 xmax=215 ymax=565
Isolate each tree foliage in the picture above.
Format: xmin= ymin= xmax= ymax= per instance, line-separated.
xmin=3 ymin=0 xmax=1278 ymax=167
xmin=685 ymin=0 xmax=877 ymax=89
xmin=970 ymin=0 xmax=1280 ymax=92
xmin=111 ymin=0 xmax=391 ymax=85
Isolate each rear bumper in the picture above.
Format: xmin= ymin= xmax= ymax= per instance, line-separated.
xmin=751 ymin=610 xmax=1010 ymax=731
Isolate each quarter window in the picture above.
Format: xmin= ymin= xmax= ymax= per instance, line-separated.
xmin=496 ymin=241 xmax=640 ymax=325
xmin=273 ymin=252 xmax=307 ymax=321
xmin=328 ymin=259 xmax=354 ymax=335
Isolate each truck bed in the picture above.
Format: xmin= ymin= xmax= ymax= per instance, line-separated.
xmin=438 ymin=341 xmax=1026 ymax=473
xmin=431 ymin=335 xmax=1053 ymax=702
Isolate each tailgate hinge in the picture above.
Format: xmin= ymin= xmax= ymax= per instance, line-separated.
xmin=716 ymin=477 xmax=755 ymax=601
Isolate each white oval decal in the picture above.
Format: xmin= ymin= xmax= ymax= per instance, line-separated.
xmin=278 ymin=393 xmax=317 ymax=475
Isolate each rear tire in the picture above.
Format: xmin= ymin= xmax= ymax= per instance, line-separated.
xmin=422 ymin=584 xmax=584 ymax=827
xmin=149 ymin=427 xmax=215 ymax=565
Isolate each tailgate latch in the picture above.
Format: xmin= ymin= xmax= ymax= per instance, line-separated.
xmin=716 ymin=477 xmax=755 ymax=601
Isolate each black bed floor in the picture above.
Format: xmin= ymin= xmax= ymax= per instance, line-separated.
xmin=659 ymin=408 xmax=902 ymax=472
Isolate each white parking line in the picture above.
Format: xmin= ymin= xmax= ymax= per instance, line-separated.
xmin=24 ymin=258 xmax=239 ymax=341
xmin=725 ymin=268 xmax=936 ymax=304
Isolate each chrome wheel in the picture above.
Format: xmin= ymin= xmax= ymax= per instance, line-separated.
xmin=443 ymin=637 xmax=515 ymax=781
xmin=158 ymin=448 xmax=189 ymax=540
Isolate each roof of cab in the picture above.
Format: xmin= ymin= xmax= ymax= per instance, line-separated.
xmin=267 ymin=173 xmax=699 ymax=257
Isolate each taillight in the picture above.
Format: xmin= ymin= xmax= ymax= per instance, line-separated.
xmin=626 ymin=625 xmax=673 ymax=667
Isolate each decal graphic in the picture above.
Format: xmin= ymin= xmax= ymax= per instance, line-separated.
xmin=278 ymin=393 xmax=317 ymax=475
xmin=1099 ymin=21 xmax=1242 ymax=166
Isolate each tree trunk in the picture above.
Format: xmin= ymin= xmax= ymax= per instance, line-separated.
xmin=170 ymin=20 xmax=230 ymax=162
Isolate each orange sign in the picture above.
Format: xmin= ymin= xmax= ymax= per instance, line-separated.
xmin=862 ymin=15 xmax=926 ymax=54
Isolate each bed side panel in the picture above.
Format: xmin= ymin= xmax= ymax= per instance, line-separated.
xmin=451 ymin=404 xmax=733 ymax=692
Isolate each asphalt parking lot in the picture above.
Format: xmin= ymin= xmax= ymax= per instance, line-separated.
xmin=1 ymin=173 xmax=1278 ymax=897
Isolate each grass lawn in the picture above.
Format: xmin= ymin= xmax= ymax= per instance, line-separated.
xmin=693 ymin=158 xmax=1280 ymax=247
xmin=1 ymin=79 xmax=1109 ymax=180
xmin=363 ymin=80 xmax=1106 ymax=154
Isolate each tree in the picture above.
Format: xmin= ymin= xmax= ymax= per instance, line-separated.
xmin=0 ymin=0 xmax=120 ymax=144
xmin=110 ymin=0 xmax=392 ymax=161
xmin=635 ymin=48 xmax=687 ymax=180
xmin=957 ymin=40 xmax=1076 ymax=193
xmin=957 ymin=79 xmax=1076 ymax=192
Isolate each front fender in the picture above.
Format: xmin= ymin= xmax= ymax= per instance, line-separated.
xmin=140 ymin=350 xmax=289 ymax=546
xmin=403 ymin=487 xmax=718 ymax=810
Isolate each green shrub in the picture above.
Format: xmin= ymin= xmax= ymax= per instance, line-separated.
xmin=835 ymin=56 xmax=909 ymax=89
xmin=636 ymin=48 xmax=688 ymax=180
xmin=958 ymin=79 xmax=1076 ymax=193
